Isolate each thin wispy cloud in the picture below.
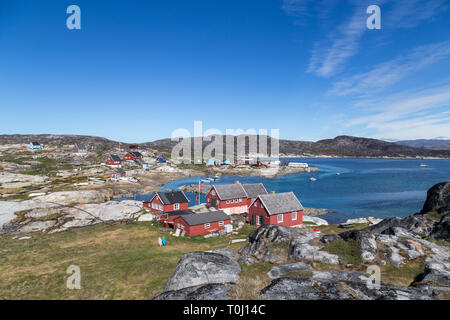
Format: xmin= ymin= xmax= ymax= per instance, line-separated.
xmin=384 ymin=0 xmax=448 ymax=29
xmin=307 ymin=6 xmax=367 ymax=77
xmin=296 ymin=0 xmax=447 ymax=78
xmin=329 ymin=40 xmax=450 ymax=96
xmin=345 ymin=84 xmax=450 ymax=139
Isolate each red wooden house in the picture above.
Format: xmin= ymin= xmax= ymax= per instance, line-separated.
xmin=206 ymin=183 xmax=268 ymax=215
xmin=144 ymin=191 xmax=189 ymax=213
xmin=128 ymin=145 xmax=139 ymax=152
xmin=123 ymin=151 xmax=143 ymax=161
xmin=173 ymin=211 xmax=231 ymax=237
xmin=248 ymin=192 xmax=303 ymax=227
xmin=104 ymin=154 xmax=122 ymax=167
xmin=242 ymin=183 xmax=268 ymax=207
xmin=158 ymin=209 xmax=195 ymax=229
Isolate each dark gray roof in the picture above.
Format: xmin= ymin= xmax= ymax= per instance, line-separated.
xmin=130 ymin=151 xmax=143 ymax=158
xmin=212 ymin=184 xmax=247 ymax=200
xmin=110 ymin=154 xmax=122 ymax=162
xmin=242 ymin=183 xmax=268 ymax=198
xmin=178 ymin=210 xmax=230 ymax=226
xmin=257 ymin=192 xmax=304 ymax=215
xmin=166 ymin=209 xmax=195 ymax=217
xmin=155 ymin=191 xmax=189 ymax=205
xmin=31 ymin=141 xmax=41 ymax=146
xmin=129 ymin=145 xmax=138 ymax=149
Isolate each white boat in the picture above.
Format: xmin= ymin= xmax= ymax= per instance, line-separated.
xmin=336 ymin=172 xmax=341 ymax=176
xmin=420 ymin=163 xmax=429 ymax=167
xmin=310 ymin=177 xmax=317 ymax=182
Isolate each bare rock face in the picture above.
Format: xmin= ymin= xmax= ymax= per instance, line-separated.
xmin=261 ymin=271 xmax=432 ymax=300
xmin=153 ymin=284 xmax=231 ymax=300
xmin=421 ymin=180 xmax=450 ymax=215
xmin=430 ymin=213 xmax=450 ymax=241
xmin=366 ymin=214 xmax=435 ymax=237
xmin=162 ymin=252 xmax=241 ymax=292
xmin=238 ymin=225 xmax=339 ymax=265
xmin=33 ymin=190 xmax=106 ymax=205
xmin=267 ymin=262 xmax=311 ymax=279
xmin=421 ymin=263 xmax=450 ymax=286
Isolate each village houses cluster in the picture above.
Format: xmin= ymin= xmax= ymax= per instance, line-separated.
xmin=143 ymin=182 xmax=304 ymax=237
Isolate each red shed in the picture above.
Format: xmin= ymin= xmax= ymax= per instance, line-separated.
xmin=104 ymin=154 xmax=122 ymax=167
xmin=123 ymin=151 xmax=143 ymax=161
xmin=249 ymin=192 xmax=303 ymax=227
xmin=145 ymin=191 xmax=189 ymax=213
xmin=173 ymin=211 xmax=231 ymax=237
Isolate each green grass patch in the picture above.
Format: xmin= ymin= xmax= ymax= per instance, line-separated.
xmin=323 ymin=239 xmax=363 ymax=265
xmin=0 ymin=221 xmax=253 ymax=299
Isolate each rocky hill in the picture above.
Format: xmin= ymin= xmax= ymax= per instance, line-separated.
xmin=396 ymin=139 xmax=450 ymax=151
xmin=2 ymin=134 xmax=450 ymax=158
xmin=148 ymin=135 xmax=450 ymax=158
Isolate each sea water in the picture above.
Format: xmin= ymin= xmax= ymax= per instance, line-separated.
xmin=132 ymin=158 xmax=450 ymax=224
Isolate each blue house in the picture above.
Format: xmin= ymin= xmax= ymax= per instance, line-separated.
xmin=28 ymin=141 xmax=43 ymax=150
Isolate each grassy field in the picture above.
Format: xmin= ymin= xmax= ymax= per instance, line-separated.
xmin=0 ymin=221 xmax=256 ymax=300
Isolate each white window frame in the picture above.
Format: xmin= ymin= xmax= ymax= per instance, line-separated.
xmin=292 ymin=212 xmax=297 ymax=220
xmin=204 ymin=223 xmax=210 ymax=229
xmin=219 ymin=221 xmax=224 ymax=226
xmin=239 ymin=198 xmax=242 ymax=203
xmin=173 ymin=203 xmax=180 ymax=210
xmin=277 ymin=214 xmax=283 ymax=223
xmin=211 ymin=190 xmax=216 ymax=196
xmin=226 ymin=200 xmax=230 ymax=204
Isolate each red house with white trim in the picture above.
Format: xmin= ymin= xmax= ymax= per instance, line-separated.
xmin=123 ymin=151 xmax=143 ymax=161
xmin=249 ymin=192 xmax=303 ymax=227
xmin=144 ymin=191 xmax=189 ymax=213
xmin=173 ymin=211 xmax=231 ymax=237
xmin=206 ymin=183 xmax=268 ymax=215
xmin=158 ymin=209 xmax=195 ymax=229
xmin=104 ymin=154 xmax=122 ymax=167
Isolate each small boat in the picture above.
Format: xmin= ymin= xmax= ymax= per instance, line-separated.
xmin=336 ymin=172 xmax=341 ymax=176
xmin=310 ymin=177 xmax=317 ymax=182
xmin=201 ymin=179 xmax=211 ymax=183
xmin=420 ymin=163 xmax=429 ymax=167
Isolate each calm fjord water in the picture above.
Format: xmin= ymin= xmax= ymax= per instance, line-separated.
xmin=135 ymin=158 xmax=450 ymax=224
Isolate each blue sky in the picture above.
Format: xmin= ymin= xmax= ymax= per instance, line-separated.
xmin=1 ymin=0 xmax=450 ymax=143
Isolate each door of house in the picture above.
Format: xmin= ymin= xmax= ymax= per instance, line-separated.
xmin=211 ymin=198 xmax=216 ymax=207
xmin=258 ymin=215 xmax=264 ymax=226
xmin=252 ymin=214 xmax=256 ymax=225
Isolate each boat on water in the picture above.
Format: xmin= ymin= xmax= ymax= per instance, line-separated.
xmin=310 ymin=177 xmax=317 ymax=182
xmin=336 ymin=172 xmax=341 ymax=176
xmin=420 ymin=163 xmax=429 ymax=167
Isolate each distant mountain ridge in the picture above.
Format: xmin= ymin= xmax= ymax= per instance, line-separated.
xmin=1 ymin=134 xmax=450 ymax=158
xmin=147 ymin=135 xmax=450 ymax=158
xmin=395 ymin=139 xmax=450 ymax=151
